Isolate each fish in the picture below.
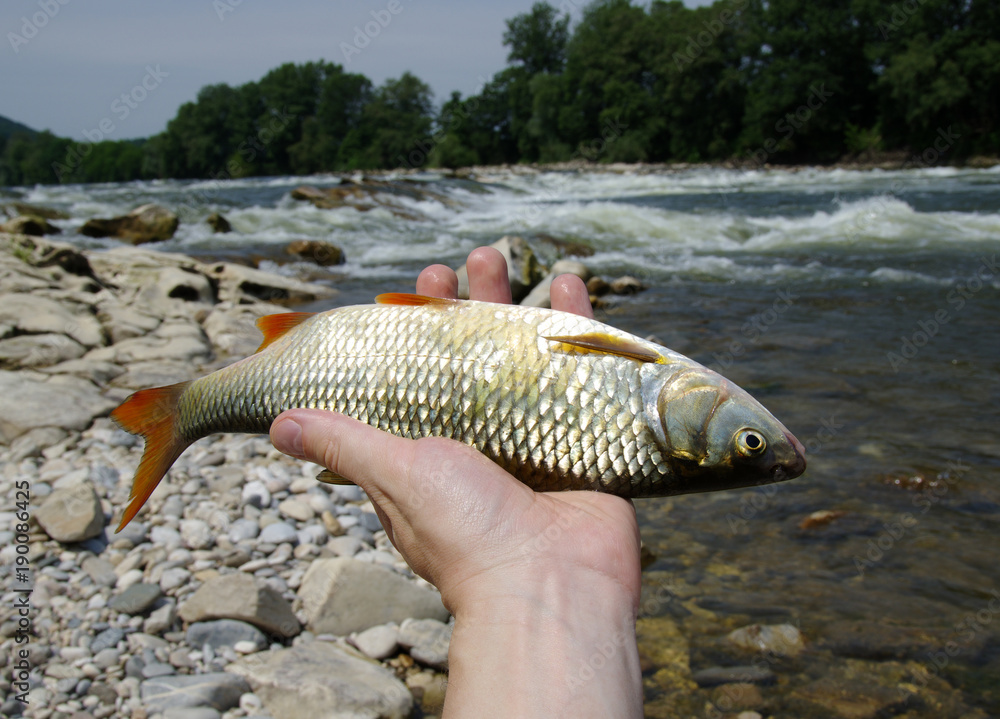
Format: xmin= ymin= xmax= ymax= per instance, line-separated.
xmin=111 ymin=293 xmax=806 ymax=530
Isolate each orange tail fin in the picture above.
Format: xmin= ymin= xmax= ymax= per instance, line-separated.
xmin=111 ymin=382 xmax=192 ymax=532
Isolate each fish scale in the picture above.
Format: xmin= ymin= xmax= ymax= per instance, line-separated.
xmin=111 ymin=293 xmax=807 ymax=530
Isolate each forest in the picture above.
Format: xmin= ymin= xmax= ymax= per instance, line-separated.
xmin=1 ymin=0 xmax=997 ymax=186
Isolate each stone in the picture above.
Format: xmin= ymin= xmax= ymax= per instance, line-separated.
xmin=610 ymin=275 xmax=646 ymax=294
xmin=0 ymin=215 xmax=62 ymax=236
xmin=82 ymin=556 xmax=118 ymax=587
xmin=4 ymin=201 xmax=70 ymax=221
xmin=144 ymin=601 xmax=177 ymax=635
xmin=160 ymin=567 xmax=192 ymax=592
xmin=108 ymin=583 xmax=162 ymax=615
xmin=691 ymin=666 xmax=776 ymax=688
xmin=35 ymin=482 xmax=105 ymax=543
xmin=350 ymin=624 xmax=399 ymax=660
xmin=177 ymin=574 xmax=300 ymax=638
xmin=298 ymin=558 xmax=448 ymax=635
xmin=0 ymin=293 xmax=104 ymax=348
xmin=180 ymin=519 xmax=215 ymax=550
xmin=278 ymin=497 xmax=313 ymax=522
xmin=91 ymin=627 xmax=125 ymax=653
xmin=228 ymin=641 xmax=412 ymax=719
xmin=204 ymin=262 xmax=335 ymax=306
xmin=285 ymin=239 xmax=345 ymax=266
xmin=258 ymin=522 xmax=297 ymax=545
xmin=140 ymin=673 xmax=249 ymax=713
xmin=241 ymin=480 xmax=271 ymax=509
xmin=227 ymin=518 xmax=260 ymax=543
xmin=0 ymin=333 xmax=86 ymax=369
xmin=79 ymin=203 xmax=179 ymax=245
xmin=206 ymin=212 xmax=231 ymax=233
xmin=727 ymin=623 xmax=804 ymax=658
xmin=164 ymin=708 xmax=222 ymax=719
xmin=0 ymin=370 xmax=117 ymax=442
xmin=398 ymin=618 xmax=451 ymax=670
xmin=145 ymin=266 xmax=216 ymax=306
xmin=186 ymin=620 xmax=268 ymax=653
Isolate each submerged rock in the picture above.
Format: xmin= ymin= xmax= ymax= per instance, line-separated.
xmin=0 ymin=215 xmax=62 ymax=236
xmin=727 ymin=623 xmax=805 ymax=658
xmin=206 ymin=212 xmax=232 ymax=233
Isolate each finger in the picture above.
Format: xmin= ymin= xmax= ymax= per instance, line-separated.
xmin=416 ymin=264 xmax=459 ymax=298
xmin=270 ymin=409 xmax=414 ymax=507
xmin=551 ymin=274 xmax=594 ymax=318
xmin=466 ymin=247 xmax=513 ymax=304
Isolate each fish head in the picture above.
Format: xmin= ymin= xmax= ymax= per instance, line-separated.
xmin=652 ymin=367 xmax=806 ymax=493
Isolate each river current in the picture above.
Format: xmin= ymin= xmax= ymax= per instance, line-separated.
xmin=14 ymin=165 xmax=1000 ymax=714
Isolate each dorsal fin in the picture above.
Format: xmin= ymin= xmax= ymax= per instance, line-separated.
xmin=254 ymin=312 xmax=315 ymax=352
xmin=545 ymin=332 xmax=666 ymax=364
xmin=375 ymin=293 xmax=458 ymax=307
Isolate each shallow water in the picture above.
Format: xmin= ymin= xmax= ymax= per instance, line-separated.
xmin=16 ymin=164 xmax=1000 ymax=714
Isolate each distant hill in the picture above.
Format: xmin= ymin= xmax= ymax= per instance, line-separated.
xmin=0 ymin=114 xmax=37 ymax=140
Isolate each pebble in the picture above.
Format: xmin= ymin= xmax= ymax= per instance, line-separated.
xmin=258 ymin=521 xmax=298 ymax=545
xmin=180 ymin=519 xmax=214 ymax=550
xmin=90 ymin=627 xmax=124 ymax=653
xmin=279 ymin=497 xmax=314 ymax=521
xmin=242 ymin=480 xmax=271 ymax=508
xmin=228 ymin=518 xmax=259 ymax=542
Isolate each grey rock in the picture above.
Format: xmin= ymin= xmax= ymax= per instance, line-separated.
xmin=241 ymin=480 xmax=271 ymax=509
xmin=691 ymin=665 xmax=777 ymax=687
xmin=727 ymin=623 xmax=804 ymax=658
xmin=180 ymin=519 xmax=214 ymax=550
xmin=258 ymin=522 xmax=297 ymax=545
xmin=398 ymin=618 xmax=452 ymax=670
xmin=350 ymin=624 xmax=399 ymax=660
xmin=144 ymin=601 xmax=177 ymax=635
xmin=8 ymin=426 xmax=68 ymax=461
xmin=177 ymin=574 xmax=300 ymax=638
xmin=35 ymin=481 xmax=105 ymax=543
xmin=150 ymin=525 xmax=182 ymax=550
xmin=0 ymin=332 xmax=85 ymax=368
xmin=164 ymin=708 xmax=222 ymax=719
xmin=112 ymin=520 xmax=149 ymax=547
xmin=92 ymin=648 xmax=122 ymax=670
xmin=358 ymin=511 xmax=383 ymax=533
xmin=91 ymin=627 xmax=125 ymax=653
xmin=159 ymin=567 xmax=192 ymax=592
xmin=228 ymin=641 xmax=411 ymax=719
xmin=0 ymin=293 xmax=104 ymax=348
xmin=186 ymin=620 xmax=268 ymax=653
xmin=0 ymin=370 xmax=117 ymax=442
xmin=326 ymin=535 xmax=364 ymax=557
xmin=140 ymin=672 xmax=249 ymax=713
xmin=205 ymin=262 xmax=335 ymax=306
xmin=82 ymin=556 xmax=118 ymax=587
xmin=228 ymin=518 xmax=260 ymax=543
xmin=108 ymin=583 xmax=163 ymax=615
xmin=299 ymin=558 xmax=448 ymax=635
xmin=142 ymin=661 xmax=176 ymax=678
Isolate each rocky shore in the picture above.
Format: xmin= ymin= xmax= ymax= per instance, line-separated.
xmin=0 ymin=231 xmax=451 ymax=719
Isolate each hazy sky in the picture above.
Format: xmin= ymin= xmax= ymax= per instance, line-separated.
xmin=2 ymin=0 xmax=710 ymax=142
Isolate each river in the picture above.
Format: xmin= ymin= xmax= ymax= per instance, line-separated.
xmin=15 ymin=164 xmax=1000 ymax=715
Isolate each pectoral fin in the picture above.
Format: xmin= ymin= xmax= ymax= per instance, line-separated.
xmin=545 ymin=332 xmax=666 ymax=364
xmin=316 ymin=469 xmax=356 ymax=486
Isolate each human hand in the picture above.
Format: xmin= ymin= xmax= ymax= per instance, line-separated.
xmin=270 ymin=247 xmax=643 ymax=717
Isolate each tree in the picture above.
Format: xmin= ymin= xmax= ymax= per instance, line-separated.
xmin=503 ymin=2 xmax=570 ymax=75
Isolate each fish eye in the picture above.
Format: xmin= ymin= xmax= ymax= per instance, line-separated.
xmin=736 ymin=429 xmax=767 ymax=457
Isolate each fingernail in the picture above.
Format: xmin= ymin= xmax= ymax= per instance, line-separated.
xmin=272 ymin=417 xmax=304 ymax=458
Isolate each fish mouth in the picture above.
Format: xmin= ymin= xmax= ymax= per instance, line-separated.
xmin=771 ymin=431 xmax=807 ymax=481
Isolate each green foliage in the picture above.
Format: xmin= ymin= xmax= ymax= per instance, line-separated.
xmin=1 ymin=0 xmax=996 ymax=187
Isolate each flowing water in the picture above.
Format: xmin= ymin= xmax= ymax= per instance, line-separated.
xmin=14 ymin=165 xmax=1000 ymax=715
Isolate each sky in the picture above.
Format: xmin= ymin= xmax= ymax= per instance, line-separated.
xmin=1 ymin=0 xmax=710 ymax=143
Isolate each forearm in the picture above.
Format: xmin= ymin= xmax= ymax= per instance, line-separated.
xmin=443 ymin=569 xmax=643 ymax=718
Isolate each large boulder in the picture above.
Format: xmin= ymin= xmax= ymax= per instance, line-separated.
xmin=0 ymin=293 xmax=105 ymax=349
xmin=298 ymin=558 xmax=449 ymax=635
xmin=79 ymin=204 xmax=179 ymax=245
xmin=228 ymin=641 xmax=412 ymax=719
xmin=140 ymin=673 xmax=249 ymax=714
xmin=2 ymin=202 xmax=69 ymax=221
